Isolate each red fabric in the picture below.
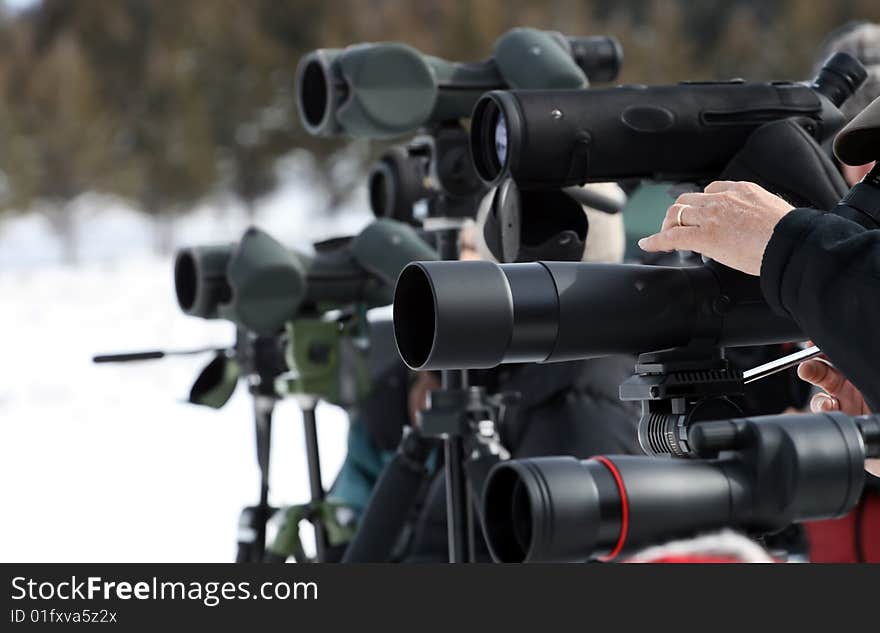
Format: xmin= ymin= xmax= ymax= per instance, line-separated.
xmin=805 ymin=490 xmax=880 ymax=562
xmin=636 ymin=555 xmax=743 ymax=564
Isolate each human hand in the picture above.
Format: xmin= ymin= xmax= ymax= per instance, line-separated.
xmin=638 ymin=181 xmax=794 ymax=275
xmin=797 ymin=358 xmax=879 ymax=477
xmin=797 ymin=358 xmax=871 ymax=416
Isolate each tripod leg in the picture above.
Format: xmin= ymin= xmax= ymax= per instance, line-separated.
xmin=301 ymin=402 xmax=328 ymax=562
xmin=444 ymin=435 xmax=470 ymax=562
xmin=236 ymin=394 xmax=275 ymax=562
xmin=438 ymin=362 xmax=472 ymax=563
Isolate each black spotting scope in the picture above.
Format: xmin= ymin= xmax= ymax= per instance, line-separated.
xmin=470 ymin=52 xmax=867 ymax=188
xmin=297 ymin=28 xmax=621 ymax=138
xmin=392 ymin=260 xmax=802 ymax=371
xmin=482 ymin=412 xmax=880 ymax=562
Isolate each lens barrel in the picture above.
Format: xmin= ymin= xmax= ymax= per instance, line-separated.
xmin=392 ymin=260 xmax=802 ymax=371
xmin=483 ymin=413 xmax=874 ymax=562
xmin=174 ymin=245 xmax=233 ymax=319
xmin=470 ymin=60 xmax=865 ymax=188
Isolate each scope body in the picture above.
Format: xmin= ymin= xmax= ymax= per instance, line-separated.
xmin=471 ymin=52 xmax=866 ymax=187
xmin=393 ymin=260 xmax=802 ymax=371
xmin=176 ymin=220 xmax=436 ymax=335
xmin=482 ymin=412 xmax=880 ymax=562
xmin=297 ymin=28 xmax=622 ymax=138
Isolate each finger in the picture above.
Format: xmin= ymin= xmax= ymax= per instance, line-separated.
xmin=660 ymin=205 xmax=679 ymax=232
xmin=703 ymin=180 xmax=750 ymax=194
xmin=661 ymin=204 xmax=697 ymax=232
xmin=673 ymin=192 xmax=726 ymax=207
xmin=810 ymin=392 xmax=840 ymax=413
xmin=638 ymin=226 xmax=705 ymax=253
xmin=797 ymin=358 xmax=848 ymax=395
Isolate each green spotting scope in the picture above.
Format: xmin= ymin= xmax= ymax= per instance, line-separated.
xmin=297 ymin=27 xmax=622 ymax=138
xmin=174 ymin=218 xmax=437 ymax=336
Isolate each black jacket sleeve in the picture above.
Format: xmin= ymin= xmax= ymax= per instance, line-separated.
xmin=760 ymin=208 xmax=880 ymax=411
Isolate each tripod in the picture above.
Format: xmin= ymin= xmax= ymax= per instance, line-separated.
xmin=345 ymin=122 xmax=515 ymax=563
xmin=230 ymin=330 xmax=288 ymax=562
xmin=93 ymin=330 xmax=286 ymax=562
xmin=265 ymin=312 xmax=372 ymax=562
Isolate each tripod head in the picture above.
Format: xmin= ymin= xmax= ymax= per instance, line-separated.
xmin=276 ymin=312 xmax=371 ymax=408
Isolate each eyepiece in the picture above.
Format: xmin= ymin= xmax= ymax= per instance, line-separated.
xmin=812 ymin=51 xmax=869 ymax=109
xmin=471 ymin=92 xmax=519 ymax=186
xmin=566 ymin=35 xmax=623 ymax=84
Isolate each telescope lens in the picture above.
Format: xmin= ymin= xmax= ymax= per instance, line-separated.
xmin=368 ymin=166 xmax=390 ymax=218
xmin=472 ymin=94 xmax=513 ymax=185
xmin=174 ymin=251 xmax=197 ymax=312
xmin=392 ymin=264 xmax=436 ymax=369
xmin=510 ymin=479 xmax=533 ymax=554
xmin=495 ymin=111 xmax=508 ymax=167
xmin=299 ymin=58 xmax=329 ymax=129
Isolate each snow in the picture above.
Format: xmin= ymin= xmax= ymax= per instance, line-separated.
xmin=0 ymin=174 xmax=371 ymax=562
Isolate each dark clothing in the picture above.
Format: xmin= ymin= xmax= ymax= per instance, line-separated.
xmin=761 ymin=207 xmax=880 ymax=410
xmin=404 ymin=356 xmax=641 ymax=562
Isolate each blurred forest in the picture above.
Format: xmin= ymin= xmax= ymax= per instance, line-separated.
xmin=0 ymin=0 xmax=879 ymax=258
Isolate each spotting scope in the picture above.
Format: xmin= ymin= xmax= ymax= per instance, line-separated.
xmin=297 ymin=28 xmax=621 ymax=138
xmin=470 ymin=52 xmax=867 ymax=188
xmin=482 ymin=412 xmax=880 ymax=562
xmin=392 ymin=260 xmax=802 ymax=371
xmin=176 ymin=219 xmax=436 ymax=336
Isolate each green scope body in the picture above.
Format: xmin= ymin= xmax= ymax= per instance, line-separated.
xmin=297 ymin=28 xmax=621 ymax=138
xmin=175 ymin=219 xmax=437 ymax=336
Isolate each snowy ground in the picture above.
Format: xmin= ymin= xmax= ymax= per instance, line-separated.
xmin=0 ymin=171 xmax=371 ymax=562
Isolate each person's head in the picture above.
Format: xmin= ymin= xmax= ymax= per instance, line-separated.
xmin=815 ymin=22 xmax=880 ymax=185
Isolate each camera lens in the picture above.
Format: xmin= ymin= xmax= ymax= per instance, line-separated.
xmin=495 ymin=111 xmax=508 ymax=167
